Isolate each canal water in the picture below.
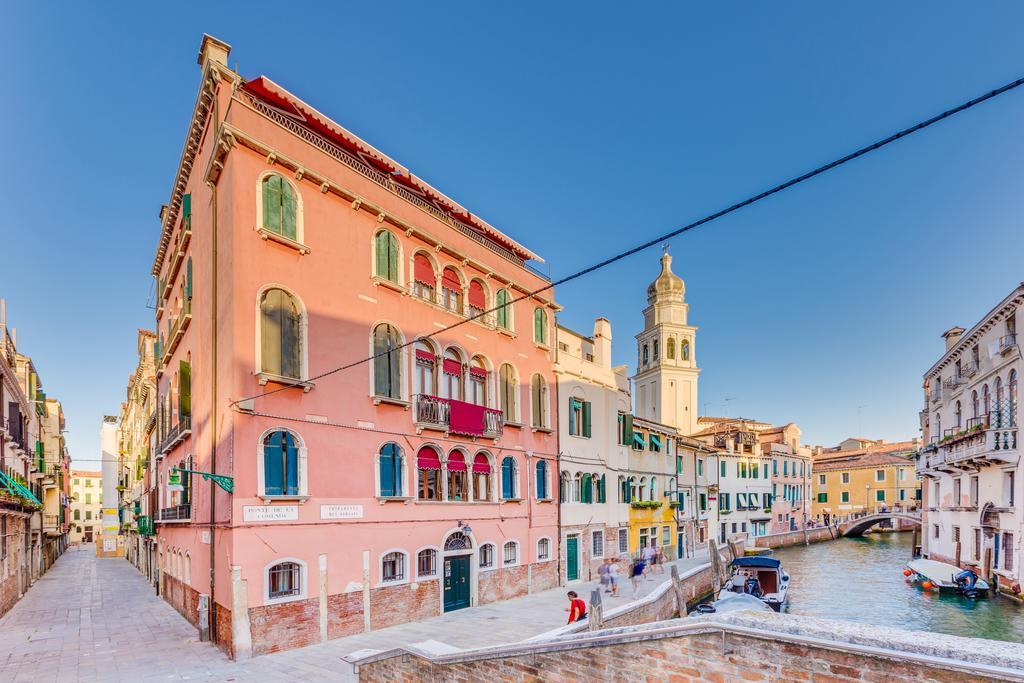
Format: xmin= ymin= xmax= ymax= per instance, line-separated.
xmin=771 ymin=532 xmax=1024 ymax=643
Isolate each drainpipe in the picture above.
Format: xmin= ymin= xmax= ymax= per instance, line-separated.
xmin=207 ymin=84 xmax=220 ymax=645
xmin=553 ymin=326 xmax=562 ymax=586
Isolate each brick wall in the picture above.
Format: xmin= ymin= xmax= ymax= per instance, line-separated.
xmin=0 ymin=511 xmax=27 ymax=619
xmin=162 ymin=573 xmax=201 ymax=627
xmin=213 ymin=602 xmax=233 ymax=659
xmin=357 ymin=621 xmax=1015 ymax=683
xmin=249 ymin=596 xmax=320 ymax=656
xmin=369 ymin=579 xmax=439 ymax=631
xmin=754 ymin=525 xmax=835 ymax=548
xmin=327 ymin=590 xmax=364 ymax=639
xmin=479 ymin=563 xmax=529 ymax=605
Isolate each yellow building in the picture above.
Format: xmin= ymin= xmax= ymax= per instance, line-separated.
xmin=813 ymin=441 xmax=921 ymax=523
xmin=626 ymin=418 xmax=680 ymax=558
xmin=69 ymin=471 xmax=103 ymax=543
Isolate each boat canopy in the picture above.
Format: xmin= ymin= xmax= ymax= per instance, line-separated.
xmin=731 ymin=556 xmax=781 ymax=569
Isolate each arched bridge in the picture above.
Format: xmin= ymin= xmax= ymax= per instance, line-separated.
xmin=840 ymin=511 xmax=921 ymax=537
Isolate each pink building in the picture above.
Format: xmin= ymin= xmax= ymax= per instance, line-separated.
xmin=149 ymin=35 xmax=560 ymax=658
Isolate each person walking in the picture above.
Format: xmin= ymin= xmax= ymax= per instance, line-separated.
xmin=643 ymin=543 xmax=658 ymax=579
xmin=630 ymin=557 xmax=646 ymax=597
xmin=598 ymin=558 xmax=612 ymax=593
xmin=608 ymin=559 xmax=620 ymax=597
xmin=566 ymin=591 xmax=588 ymax=624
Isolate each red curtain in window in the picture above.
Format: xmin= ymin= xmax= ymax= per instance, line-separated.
xmin=442 ymin=268 xmax=462 ymax=292
xmin=472 ymin=454 xmax=491 ymax=473
xmin=417 ymin=446 xmax=441 ymax=469
xmin=447 ymin=451 xmax=467 ymax=471
xmin=414 ymin=255 xmax=435 ymax=286
xmin=468 ymin=281 xmax=485 ymax=308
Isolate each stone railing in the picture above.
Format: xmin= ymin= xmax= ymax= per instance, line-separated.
xmin=351 ymin=610 xmax=1024 ymax=682
xmin=753 ymin=525 xmax=837 ymax=549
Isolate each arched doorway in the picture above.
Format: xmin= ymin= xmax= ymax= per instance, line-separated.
xmin=442 ymin=530 xmax=474 ymax=613
xmin=980 ymin=502 xmax=1001 ymax=575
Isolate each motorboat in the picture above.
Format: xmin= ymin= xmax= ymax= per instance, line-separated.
xmin=691 ymin=590 xmax=774 ymax=616
xmin=906 ymin=559 xmax=990 ymax=598
xmin=723 ymin=556 xmax=790 ymax=612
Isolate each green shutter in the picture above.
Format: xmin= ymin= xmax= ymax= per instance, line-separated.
xmin=263 ymin=176 xmax=282 ymax=234
xmin=182 ymin=193 xmax=191 ymax=218
xmin=185 ymin=258 xmax=193 ymax=299
xmin=582 ymin=401 xmax=591 ymax=438
xmin=179 ymin=361 xmax=191 ymax=418
xmin=622 ymin=413 xmax=633 ymax=444
xmin=281 ymin=180 xmax=297 ymax=240
xmin=375 ymin=233 xmax=389 ymax=279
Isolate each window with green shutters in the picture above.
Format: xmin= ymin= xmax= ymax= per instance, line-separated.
xmin=374 ymin=230 xmax=400 ymax=283
xmin=260 ymin=288 xmax=303 ymax=379
xmin=496 ymin=289 xmax=512 ymax=330
xmin=817 ymin=492 xmax=827 ymax=503
xmin=261 ymin=174 xmax=298 ymax=240
xmin=720 ymin=460 xmax=727 ymax=478
xmin=841 ymin=491 xmax=850 ymax=503
xmin=618 ymin=413 xmax=633 ymax=445
xmin=569 ymin=398 xmax=582 ymax=436
xmin=178 ymin=361 xmax=191 ymax=420
xmin=533 ymin=308 xmax=547 ymax=345
xmin=581 ymin=400 xmax=591 ymax=437
xmin=378 ymin=443 xmax=403 ymax=497
xmin=581 ymin=473 xmax=593 ymax=504
xmin=597 ymin=474 xmax=606 ymax=503
xmin=876 ymin=490 xmax=885 ymax=502
xmin=185 ymin=257 xmax=193 ymax=300
xmin=372 ymin=323 xmax=401 ymax=399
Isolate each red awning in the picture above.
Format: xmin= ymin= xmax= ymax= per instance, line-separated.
xmin=417 ymin=447 xmax=441 ymax=470
xmin=415 ymin=349 xmax=435 ymax=363
xmin=469 ymin=366 xmax=487 ymax=379
xmin=443 ymin=358 xmax=462 ymax=376
xmin=468 ymin=280 xmax=485 ymax=309
xmin=447 ymin=452 xmax=467 ymax=471
xmin=414 ymin=254 xmax=435 ymax=286
xmin=442 ymin=268 xmax=462 ymax=292
xmin=472 ymin=454 xmax=491 ymax=474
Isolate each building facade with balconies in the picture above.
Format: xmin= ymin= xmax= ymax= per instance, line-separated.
xmin=916 ymin=284 xmax=1023 ymax=596
xmin=555 ymin=319 xmax=632 ymax=584
xmin=69 ymin=470 xmax=102 ymax=543
xmin=146 ymin=36 xmax=559 ymax=658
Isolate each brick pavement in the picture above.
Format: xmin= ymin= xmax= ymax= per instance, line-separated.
xmin=0 ymin=544 xmax=710 ymax=682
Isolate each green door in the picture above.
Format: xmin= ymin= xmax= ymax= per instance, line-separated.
xmin=443 ymin=555 xmax=471 ymax=612
xmin=566 ymin=536 xmax=579 ymax=581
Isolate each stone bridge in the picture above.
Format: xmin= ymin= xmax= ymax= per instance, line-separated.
xmin=840 ymin=511 xmax=921 ymax=537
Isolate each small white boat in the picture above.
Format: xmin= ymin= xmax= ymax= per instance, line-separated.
xmin=692 ymin=590 xmax=774 ymax=616
xmin=723 ymin=556 xmax=790 ymax=611
xmin=906 ymin=559 xmax=990 ymax=598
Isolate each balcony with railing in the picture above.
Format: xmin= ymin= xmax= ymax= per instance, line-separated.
xmin=413 ymin=394 xmax=503 ymax=437
xmin=962 ymin=360 xmax=980 ymax=378
xmin=136 ymin=515 xmax=155 ymax=536
xmin=942 ymin=376 xmax=966 ymax=393
xmin=930 ymin=390 xmax=943 ymax=404
xmin=162 ymin=297 xmax=193 ymax=362
xmin=158 ymin=504 xmax=191 ymax=523
xmin=158 ymin=415 xmax=192 ymax=455
xmin=999 ymin=333 xmax=1017 ymax=355
xmin=43 ymin=514 xmax=59 ymax=532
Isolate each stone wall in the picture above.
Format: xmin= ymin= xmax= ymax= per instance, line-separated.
xmin=354 ymin=611 xmax=1024 ymax=682
xmin=0 ymin=511 xmax=28 ymax=619
xmin=754 ymin=525 xmax=836 ymax=548
xmin=162 ymin=573 xmax=201 ymax=628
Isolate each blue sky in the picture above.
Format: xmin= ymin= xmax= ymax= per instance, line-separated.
xmin=3 ymin=2 xmax=1023 ymax=466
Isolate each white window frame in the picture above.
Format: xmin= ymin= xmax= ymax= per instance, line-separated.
xmin=618 ymin=528 xmax=629 ymax=554
xmin=371 ymin=228 xmax=405 ymax=288
xmin=374 ymin=441 xmax=409 ymax=499
xmin=536 ymin=537 xmax=552 ymax=562
xmin=379 ymin=549 xmax=410 ymax=587
xmin=254 ymin=283 xmax=310 ymax=386
xmin=367 ymin=320 xmax=409 ymax=404
xmin=415 ymin=546 xmax=440 ymax=580
xmin=591 ymin=530 xmax=604 ymax=559
xmin=263 ymin=557 xmax=308 ymax=606
xmin=255 ymin=427 xmax=309 ymax=501
xmin=502 ymin=540 xmax=520 ymax=567
xmin=255 ymin=170 xmax=307 ymax=250
xmin=479 ymin=542 xmax=497 ymax=571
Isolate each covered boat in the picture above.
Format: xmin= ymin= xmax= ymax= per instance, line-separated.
xmin=691 ymin=590 xmax=773 ymax=616
xmin=723 ymin=556 xmax=790 ymax=611
xmin=906 ymin=559 xmax=990 ymax=598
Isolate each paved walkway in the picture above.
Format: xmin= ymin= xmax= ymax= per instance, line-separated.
xmin=0 ymin=545 xmax=711 ymax=682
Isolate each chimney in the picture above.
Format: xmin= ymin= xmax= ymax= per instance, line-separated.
xmin=593 ymin=317 xmax=612 ymax=368
xmin=942 ymin=326 xmax=965 ymax=352
xmin=197 ymin=34 xmax=231 ymax=68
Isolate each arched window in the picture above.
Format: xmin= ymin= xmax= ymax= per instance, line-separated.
xmin=535 ymin=460 xmax=549 ymax=500
xmin=447 ymin=451 xmax=468 ymax=502
xmin=417 ymin=549 xmax=437 ymax=578
xmin=681 ymin=339 xmax=690 ymax=361
xmin=267 ymin=561 xmax=302 ymax=600
xmin=1010 ymin=370 xmax=1018 ymax=427
xmin=414 ymin=340 xmax=436 ymax=397
xmin=469 ymin=356 xmax=488 ymax=406
xmin=378 ymin=443 xmax=404 ymax=497
xmin=479 ymin=543 xmax=495 ymax=569
xmin=381 ymin=551 xmax=406 ymax=583
xmin=263 ymin=430 xmax=299 ymax=496
xmin=261 ymin=174 xmax=298 ymax=240
xmin=374 ymin=230 xmax=400 ymax=283
xmin=638 ymin=477 xmax=647 ymax=502
xmin=531 ymin=374 xmax=548 ymax=428
xmin=629 ymin=476 xmax=638 ymax=503
xmin=573 ymin=472 xmax=582 ymax=502
xmin=499 ymin=364 xmax=518 ymax=423
xmin=441 ymin=267 xmax=463 ymax=313
xmin=412 ymin=253 xmax=436 ymax=301
xmin=996 ymin=376 xmax=1005 ymax=425
xmin=468 ymin=280 xmax=486 ymax=319
xmin=74 ymin=509 xmax=80 ymax=521
xmin=501 ymin=456 xmax=517 ymax=500
xmin=649 ymin=477 xmax=657 ymax=501
xmin=561 ymin=471 xmax=571 ymax=503
xmin=537 ymin=538 xmax=551 ymax=561
xmin=441 ymin=349 xmax=464 ymax=401
xmin=445 ymin=532 xmax=472 ymax=551
xmin=184 ymin=553 xmax=191 ymax=584
xmin=496 ymin=289 xmax=512 ymax=331
xmin=972 ymin=390 xmax=979 ymax=419
xmin=954 ymin=401 xmax=962 ymax=429
xmin=417 ymin=446 xmax=442 ymax=501
xmin=502 ymin=541 xmax=519 ymax=566
xmin=533 ymin=308 xmax=548 ymax=345
xmin=597 ymin=474 xmax=606 ymax=504
xmin=581 ymin=473 xmax=593 ymax=504
xmin=472 ymin=453 xmax=492 ymax=501
xmin=372 ymin=323 xmax=402 ymax=399
xmin=653 ymin=339 xmax=659 ymax=361
xmin=642 ymin=344 xmax=649 ymax=365
xmin=618 ymin=475 xmax=628 ymax=503
xmin=983 ymin=384 xmax=991 ymax=416
xmin=260 ymin=288 xmax=303 ymax=380
xmin=666 ymin=338 xmax=675 ymax=359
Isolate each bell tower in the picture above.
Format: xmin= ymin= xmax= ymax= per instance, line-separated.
xmin=632 ymin=248 xmax=700 ymax=434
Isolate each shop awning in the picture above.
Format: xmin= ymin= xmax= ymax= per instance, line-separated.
xmin=447 ymin=451 xmax=467 ymax=472
xmin=417 ymin=447 xmax=441 ymax=470
xmin=649 ymin=434 xmax=664 ymax=450
xmin=632 ymin=432 xmax=646 ymax=449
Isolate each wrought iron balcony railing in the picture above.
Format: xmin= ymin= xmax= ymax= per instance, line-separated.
xmin=413 ymin=394 xmax=503 ymax=437
xmin=999 ymin=334 xmax=1017 ymax=355
xmin=157 ymin=415 xmax=192 ymax=455
xmin=158 ymin=504 xmax=191 ymax=522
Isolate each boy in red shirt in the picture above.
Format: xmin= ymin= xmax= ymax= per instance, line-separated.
xmin=566 ymin=591 xmax=587 ymax=624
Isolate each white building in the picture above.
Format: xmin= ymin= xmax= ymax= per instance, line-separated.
xmin=98 ymin=416 xmax=121 ymax=556
xmin=555 ymin=318 xmax=632 ymax=583
xmin=917 ymin=284 xmax=1022 ymax=596
xmin=69 ymin=471 xmax=103 ymax=543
